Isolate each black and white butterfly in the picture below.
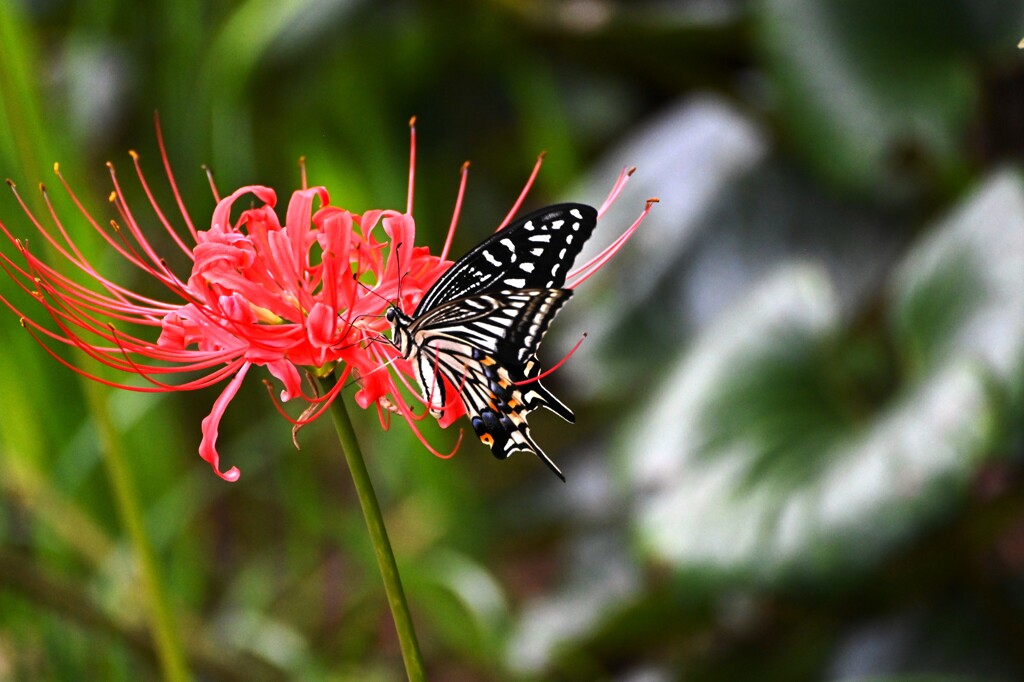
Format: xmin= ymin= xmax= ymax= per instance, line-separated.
xmin=386 ymin=203 xmax=597 ymax=481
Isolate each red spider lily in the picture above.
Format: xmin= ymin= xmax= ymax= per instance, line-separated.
xmin=0 ymin=118 xmax=654 ymax=481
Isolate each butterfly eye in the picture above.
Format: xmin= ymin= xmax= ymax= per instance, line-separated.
xmin=386 ymin=307 xmax=397 ymax=323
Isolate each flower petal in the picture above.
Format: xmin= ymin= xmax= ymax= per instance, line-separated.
xmin=209 ymin=185 xmax=276 ymax=234
xmin=285 ymin=187 xmax=329 ymax=275
xmin=306 ymin=301 xmax=337 ymax=367
xmin=266 ymin=359 xmax=303 ymax=402
xmin=198 ymin=361 xmax=250 ymax=482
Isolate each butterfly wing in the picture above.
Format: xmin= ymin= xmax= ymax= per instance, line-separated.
xmin=391 ymin=202 xmax=599 ymax=480
xmin=408 ymin=288 xmax=575 ymax=479
xmin=413 ymin=203 xmax=597 ymax=316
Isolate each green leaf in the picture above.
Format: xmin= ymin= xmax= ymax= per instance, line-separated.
xmin=755 ymin=0 xmax=977 ymax=196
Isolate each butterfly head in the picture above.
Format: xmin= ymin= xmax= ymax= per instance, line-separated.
xmin=385 ymin=305 xmax=414 ymax=355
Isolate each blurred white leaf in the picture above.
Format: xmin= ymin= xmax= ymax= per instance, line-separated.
xmin=506 ymin=533 xmax=640 ymax=675
xmin=562 ymin=96 xmax=767 ymax=396
xmin=891 ymin=170 xmax=1024 ymax=380
xmin=625 ymin=171 xmax=1024 ymax=582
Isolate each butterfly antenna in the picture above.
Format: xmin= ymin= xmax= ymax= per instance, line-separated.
xmin=351 ymin=271 xmax=398 ymax=311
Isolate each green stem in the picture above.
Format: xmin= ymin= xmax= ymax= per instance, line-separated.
xmin=320 ymin=374 xmax=426 ymax=681
xmin=0 ymin=5 xmax=191 ymax=680
xmin=84 ymin=383 xmax=192 ymax=682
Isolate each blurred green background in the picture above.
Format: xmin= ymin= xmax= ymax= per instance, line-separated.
xmin=1 ymin=1 xmax=1023 ymax=680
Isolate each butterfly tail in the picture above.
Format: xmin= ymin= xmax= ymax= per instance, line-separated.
xmin=532 ymin=444 xmax=566 ymax=482
xmin=521 ymin=381 xmax=574 ymax=423
xmin=472 ymin=409 xmax=566 ymax=482
xmin=506 ymin=428 xmax=565 ymax=483
xmin=519 ymin=357 xmax=575 ymax=423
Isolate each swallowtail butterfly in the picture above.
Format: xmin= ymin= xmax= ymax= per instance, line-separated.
xmin=387 ymin=203 xmax=597 ymax=481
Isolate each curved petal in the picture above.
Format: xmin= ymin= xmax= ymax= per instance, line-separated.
xmin=285 ymin=187 xmax=329 ymax=274
xmin=209 ymin=185 xmax=276 ymax=235
xmin=198 ymin=361 xmax=250 ymax=482
xmin=266 ymin=359 xmax=303 ymax=402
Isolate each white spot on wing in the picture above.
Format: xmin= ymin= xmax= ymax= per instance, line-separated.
xmin=570 ymin=208 xmax=582 ymax=219
xmin=505 ymin=277 xmax=526 ymax=288
xmin=529 ymin=234 xmax=551 ymax=243
xmin=476 ymin=321 xmax=506 ymax=336
xmin=483 ymin=250 xmax=501 ymax=267
xmin=520 ymin=262 xmax=535 ymax=273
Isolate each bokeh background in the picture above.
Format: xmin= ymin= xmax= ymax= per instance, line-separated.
xmin=2 ymin=1 xmax=1024 ymax=680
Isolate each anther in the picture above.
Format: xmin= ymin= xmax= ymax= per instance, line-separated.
xmin=108 ymin=191 xmax=117 ymax=203
xmin=628 ymin=166 xmax=637 ymax=176
xmin=408 ymin=115 xmax=417 ymax=127
xmin=129 ymin=150 xmax=139 ymax=160
xmin=53 ymin=162 xmax=60 ymax=174
xmin=645 ymin=197 xmax=660 ymax=209
xmin=18 ymin=317 xmax=26 ymax=328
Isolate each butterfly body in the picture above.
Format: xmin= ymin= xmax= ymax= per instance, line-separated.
xmin=386 ymin=203 xmax=598 ymax=481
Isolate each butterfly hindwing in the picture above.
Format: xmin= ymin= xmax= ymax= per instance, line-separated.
xmin=414 ymin=288 xmax=573 ymax=364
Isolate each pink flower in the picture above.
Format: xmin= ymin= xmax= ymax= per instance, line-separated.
xmin=0 ymin=119 xmax=652 ymax=480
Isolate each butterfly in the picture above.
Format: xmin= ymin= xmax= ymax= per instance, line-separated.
xmin=386 ymin=203 xmax=598 ymax=481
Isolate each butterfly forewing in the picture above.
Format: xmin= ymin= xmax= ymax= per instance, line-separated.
xmin=414 ymin=203 xmax=597 ymax=316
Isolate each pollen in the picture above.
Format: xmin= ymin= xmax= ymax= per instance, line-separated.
xmin=250 ymin=304 xmax=284 ymax=324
